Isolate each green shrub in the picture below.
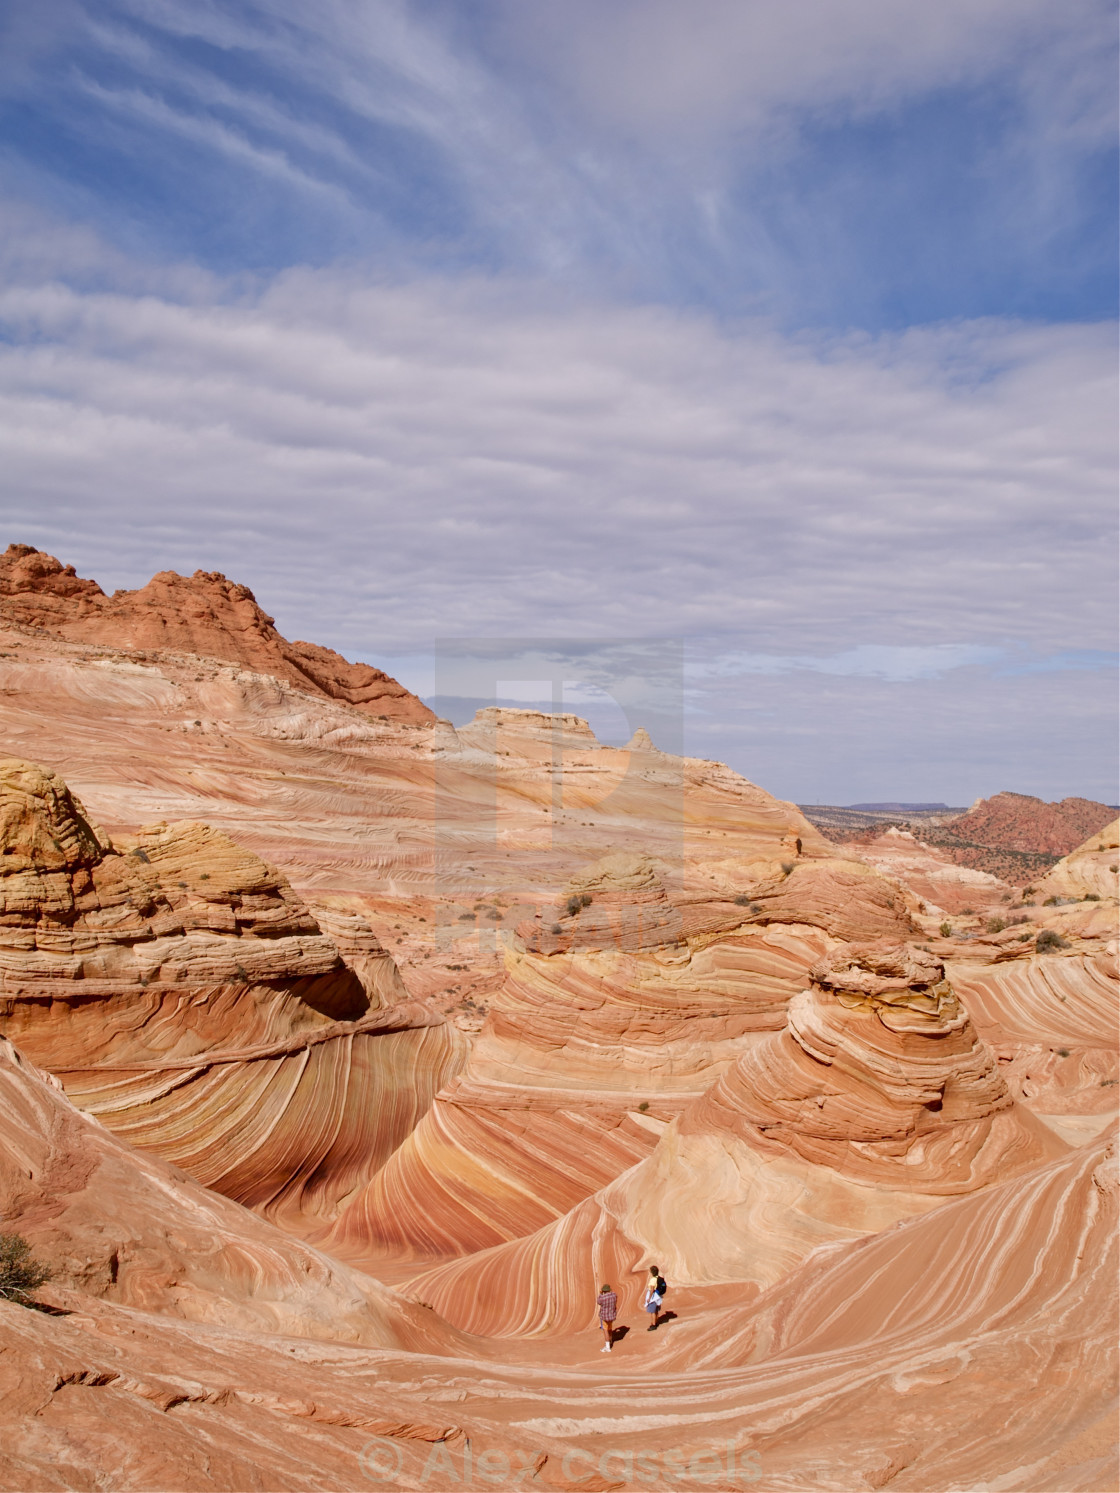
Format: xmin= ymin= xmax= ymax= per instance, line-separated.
xmin=0 ymin=1234 xmax=51 ymax=1306
xmin=1084 ymin=893 xmax=1100 ymax=902
xmin=939 ymin=922 xmax=952 ymax=938
xmin=637 ymin=1101 xmax=650 ymax=1113
xmin=1036 ymin=929 xmax=1068 ymax=953
xmin=985 ymin=917 xmax=1006 ymax=934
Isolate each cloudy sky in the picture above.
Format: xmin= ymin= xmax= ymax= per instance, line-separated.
xmin=0 ymin=0 xmax=1115 ymax=803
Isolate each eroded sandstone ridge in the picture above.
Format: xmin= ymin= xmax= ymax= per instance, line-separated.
xmin=0 ymin=757 xmax=462 ymax=1233
xmin=0 ymin=543 xmax=433 ymax=723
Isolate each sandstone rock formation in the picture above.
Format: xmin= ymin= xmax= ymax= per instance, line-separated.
xmin=0 ymin=1036 xmax=461 ymax=1351
xmin=0 ymin=544 xmax=433 ymax=723
xmin=1034 ymin=817 xmax=1120 ymax=903
xmin=327 ymin=852 xmax=832 ymax=1268
xmin=402 ymin=944 xmax=1066 ymax=1338
xmin=949 ymin=790 xmax=1116 ymax=859
xmin=0 ymin=562 xmax=1114 ymax=1492
xmin=0 ymin=757 xmax=463 ymax=1234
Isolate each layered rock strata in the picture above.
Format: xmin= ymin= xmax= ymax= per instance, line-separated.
xmin=406 ymin=945 xmax=1066 ymax=1336
xmin=326 ymin=853 xmax=831 ymax=1267
xmin=0 ymin=544 xmax=433 ymax=723
xmin=0 ymin=1036 xmax=463 ymax=1352
xmin=0 ymin=757 xmax=463 ymax=1231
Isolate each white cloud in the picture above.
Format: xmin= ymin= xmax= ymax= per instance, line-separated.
xmin=0 ymin=258 xmax=1113 ymax=666
xmin=487 ymin=0 xmax=1116 ymax=147
xmin=695 ymin=644 xmax=1007 ymax=683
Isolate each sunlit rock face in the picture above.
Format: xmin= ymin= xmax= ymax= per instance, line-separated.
xmin=1034 ymin=817 xmax=1120 ymax=902
xmin=405 ymin=944 xmax=1065 ymax=1337
xmin=326 ymin=851 xmax=831 ymax=1266
xmin=0 ymin=757 xmax=464 ymax=1233
xmin=0 ymin=560 xmax=1114 ymax=1492
xmin=0 ymin=544 xmax=434 ymax=723
xmin=0 ymin=1036 xmax=464 ymax=1353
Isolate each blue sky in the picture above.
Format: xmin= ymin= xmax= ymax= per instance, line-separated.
xmin=0 ymin=0 xmax=1116 ymax=802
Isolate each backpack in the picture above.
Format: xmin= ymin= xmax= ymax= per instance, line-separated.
xmin=656 ymin=1275 xmax=667 ymax=1297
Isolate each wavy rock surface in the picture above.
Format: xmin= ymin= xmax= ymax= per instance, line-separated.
xmin=328 ymin=854 xmax=831 ymax=1267
xmin=0 ymin=565 xmax=1114 ymax=1490
xmin=407 ymin=945 xmax=1066 ymax=1336
xmin=0 ymin=1037 xmax=460 ymax=1351
xmin=1034 ymin=817 xmax=1120 ymax=902
xmin=0 ymin=757 xmax=463 ymax=1232
xmin=0 ymin=543 xmax=432 ymax=723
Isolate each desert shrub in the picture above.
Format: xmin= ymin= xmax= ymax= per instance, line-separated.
xmin=985 ymin=917 xmax=1006 ymax=934
xmin=637 ymin=1101 xmax=650 ymax=1113
xmin=1018 ymin=932 xmax=1032 ymax=941
xmin=780 ymin=862 xmax=794 ymax=876
xmin=566 ymin=895 xmax=582 ymax=916
xmin=1057 ymin=1048 xmax=1070 ymax=1058
xmin=0 ymin=1234 xmax=51 ymax=1306
xmin=733 ymin=894 xmax=752 ymax=906
xmin=939 ymin=922 xmax=952 ymax=938
xmin=1036 ymin=929 xmax=1068 ymax=953
xmin=960 ymin=906 xmax=974 ymax=915
xmin=457 ymin=912 xmax=474 ymax=921
xmin=550 ymin=923 xmax=562 ymax=935
xmin=1083 ymin=893 xmax=1100 ymax=902
xmin=1043 ymin=896 xmax=1059 ymax=906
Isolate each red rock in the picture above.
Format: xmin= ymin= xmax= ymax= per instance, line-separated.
xmin=0 ymin=544 xmax=433 ymax=724
xmin=947 ymin=790 xmax=1115 ymax=859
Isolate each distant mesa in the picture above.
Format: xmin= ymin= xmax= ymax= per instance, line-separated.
xmin=802 ymin=788 xmax=1115 ymax=886
xmin=947 ymin=790 xmax=1115 ymax=860
xmin=847 ymin=801 xmax=950 ymax=811
xmin=0 ymin=542 xmax=433 ymax=725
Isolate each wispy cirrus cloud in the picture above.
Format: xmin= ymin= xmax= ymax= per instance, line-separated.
xmin=0 ymin=1 xmax=1113 ymax=319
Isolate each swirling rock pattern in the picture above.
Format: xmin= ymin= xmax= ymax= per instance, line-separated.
xmin=0 ymin=1036 xmax=464 ymax=1351
xmin=328 ymin=855 xmax=831 ymax=1267
xmin=405 ymin=945 xmax=1066 ymax=1336
xmin=0 ymin=571 xmax=1114 ymax=1490
xmin=0 ymin=757 xmax=464 ymax=1232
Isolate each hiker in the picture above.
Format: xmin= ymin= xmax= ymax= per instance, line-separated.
xmin=596 ymin=1282 xmax=618 ymax=1352
xmin=644 ymin=1264 xmax=667 ymax=1330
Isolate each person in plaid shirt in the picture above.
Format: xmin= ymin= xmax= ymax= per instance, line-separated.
xmin=596 ymin=1283 xmax=618 ymax=1352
